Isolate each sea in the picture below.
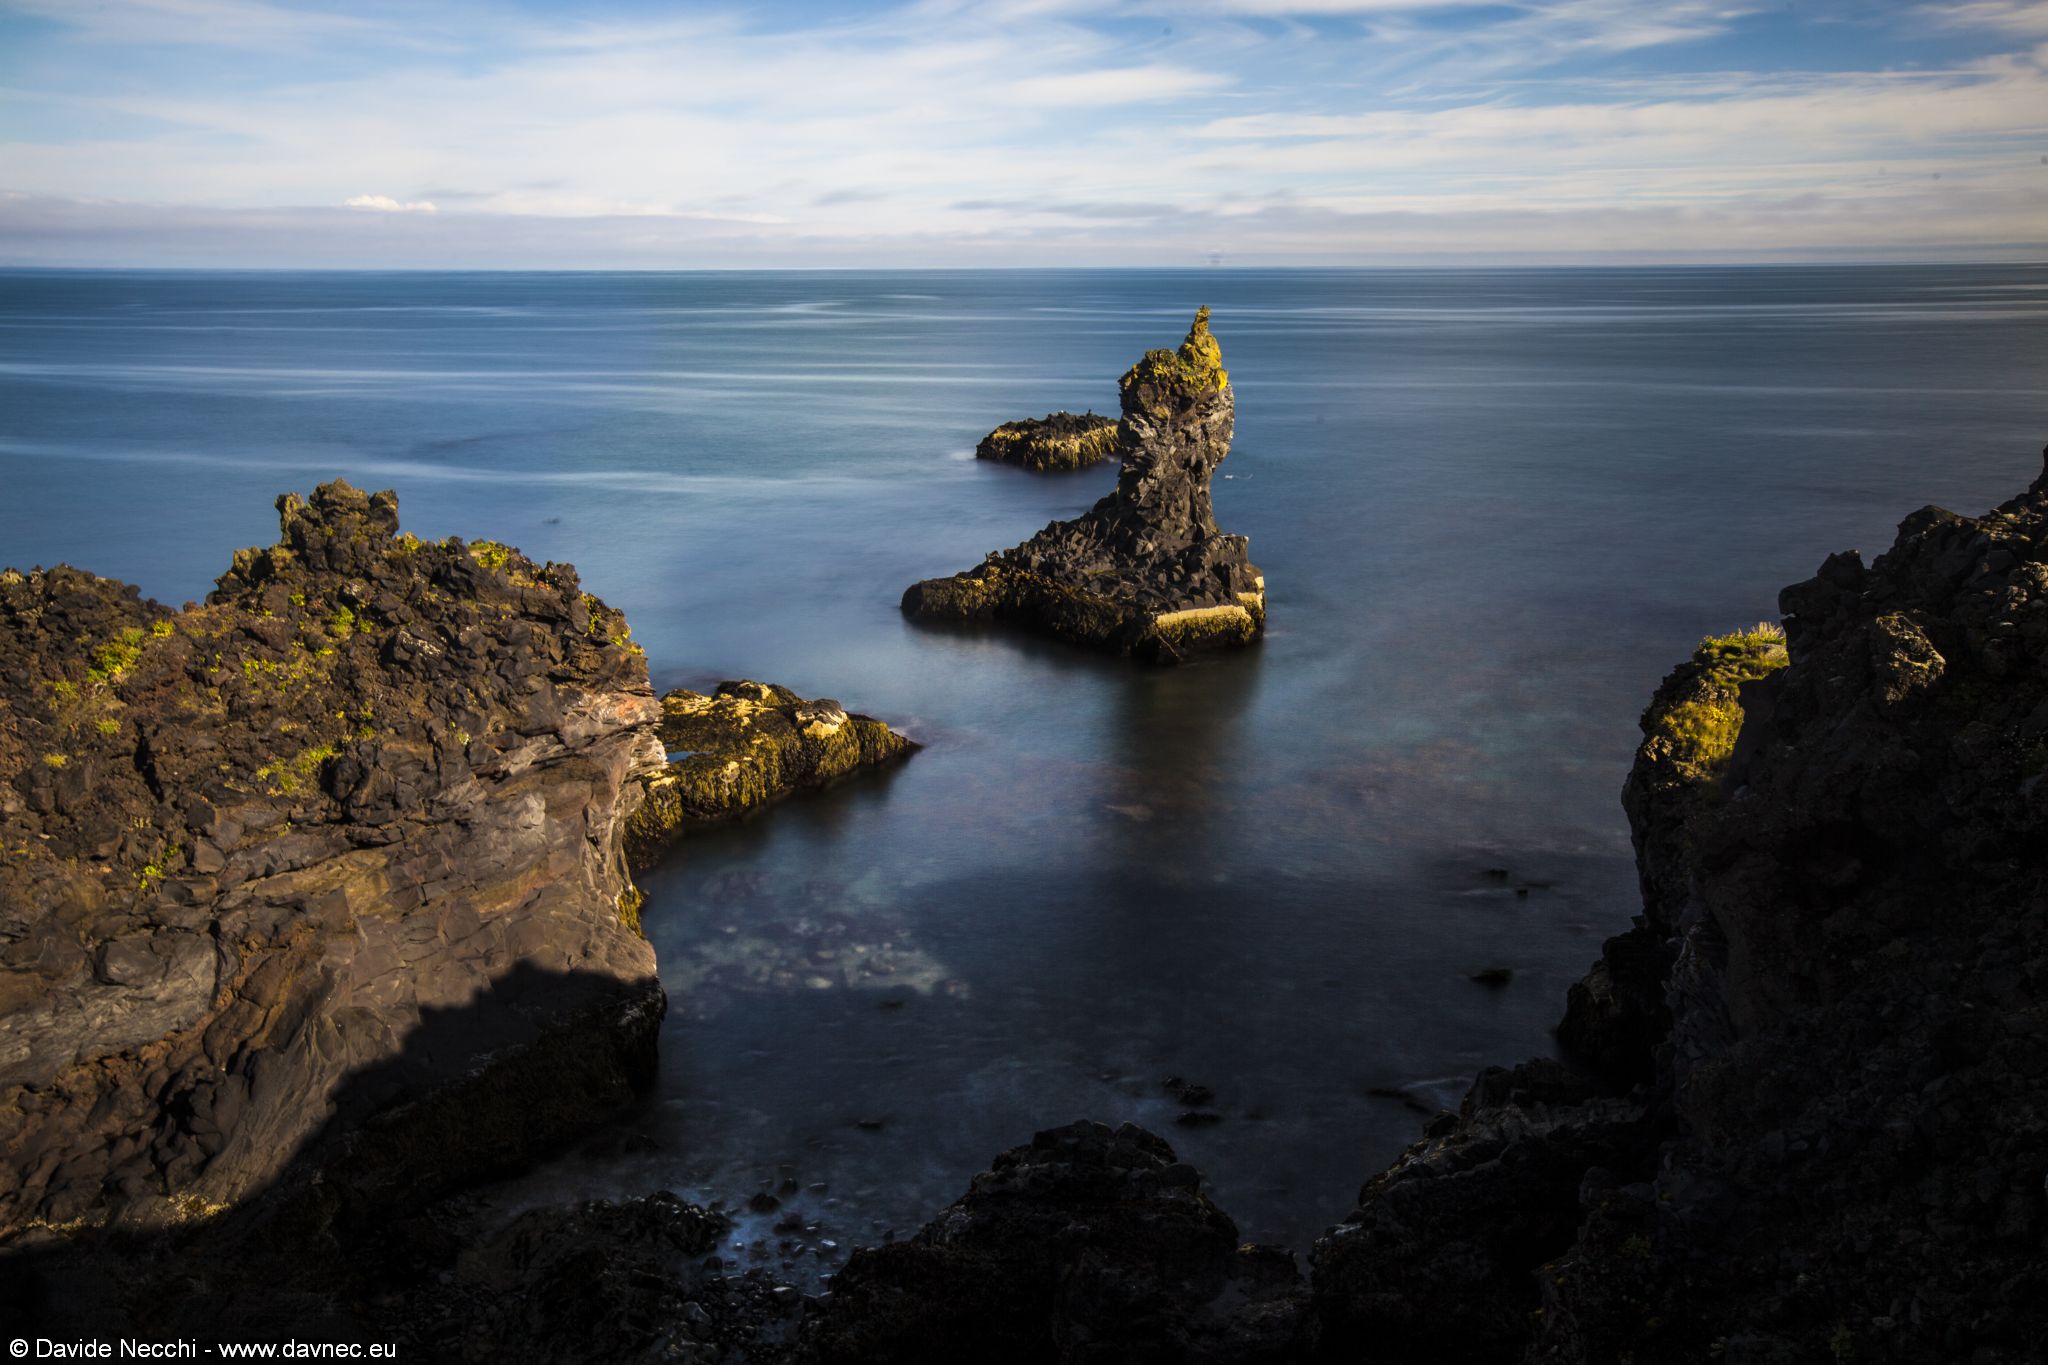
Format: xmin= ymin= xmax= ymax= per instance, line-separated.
xmin=4 ymin=265 xmax=2044 ymax=1273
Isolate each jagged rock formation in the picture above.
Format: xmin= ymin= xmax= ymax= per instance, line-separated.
xmin=0 ymin=481 xmax=664 ymax=1239
xmin=623 ymin=681 xmax=916 ymax=866
xmin=794 ymin=1121 xmax=1307 ymax=1364
xmin=1312 ymin=451 xmax=2048 ymax=1363
xmin=904 ymin=309 xmax=1266 ymax=663
xmin=393 ymin=1192 xmax=807 ymax=1363
xmin=975 ymin=412 xmax=1119 ymax=471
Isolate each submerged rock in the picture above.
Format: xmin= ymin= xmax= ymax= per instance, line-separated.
xmin=975 ymin=411 xmax=1119 ymax=471
xmin=623 ymin=680 xmax=916 ymax=865
xmin=0 ymin=481 xmax=664 ymax=1240
xmin=904 ymin=308 xmax=1266 ymax=663
xmin=1312 ymin=446 xmax=2048 ymax=1363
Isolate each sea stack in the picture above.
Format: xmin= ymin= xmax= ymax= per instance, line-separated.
xmin=903 ymin=308 xmax=1265 ymax=663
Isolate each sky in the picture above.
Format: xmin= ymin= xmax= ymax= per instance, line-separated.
xmin=0 ymin=0 xmax=2044 ymax=267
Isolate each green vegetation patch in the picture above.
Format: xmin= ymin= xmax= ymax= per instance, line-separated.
xmin=1642 ymin=623 xmax=1789 ymax=779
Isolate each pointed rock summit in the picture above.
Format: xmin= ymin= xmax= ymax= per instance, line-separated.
xmin=902 ymin=307 xmax=1266 ymax=662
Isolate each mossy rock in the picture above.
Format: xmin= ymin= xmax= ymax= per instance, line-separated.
xmin=1637 ymin=624 xmax=1790 ymax=785
xmin=624 ymin=681 xmax=916 ymax=866
xmin=1119 ymin=306 xmax=1229 ymax=422
xmin=975 ymin=413 xmax=1119 ymax=472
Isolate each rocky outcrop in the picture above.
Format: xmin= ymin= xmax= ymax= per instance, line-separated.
xmin=976 ymin=412 xmax=1119 ymax=471
xmin=624 ymin=681 xmax=916 ymax=866
xmin=795 ymin=1120 xmax=1307 ymax=1364
xmin=393 ymin=1192 xmax=806 ymax=1364
xmin=0 ymin=481 xmax=664 ymax=1239
xmin=904 ymin=309 xmax=1266 ymax=663
xmin=1559 ymin=625 xmax=1788 ymax=1089
xmin=1311 ymin=449 xmax=2048 ymax=1363
xmin=1310 ymin=1060 xmax=1651 ymax=1362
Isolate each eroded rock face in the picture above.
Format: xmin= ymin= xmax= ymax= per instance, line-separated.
xmin=0 ymin=481 xmax=665 ymax=1238
xmin=795 ymin=1120 xmax=1307 ymax=1364
xmin=904 ymin=309 xmax=1266 ymax=663
xmin=975 ymin=412 xmax=1119 ymax=471
xmin=1313 ymin=449 xmax=2048 ymax=1363
xmin=624 ymin=680 xmax=916 ymax=866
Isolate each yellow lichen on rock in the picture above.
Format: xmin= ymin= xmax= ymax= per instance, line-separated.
xmin=1638 ymin=623 xmax=1790 ymax=782
xmin=1121 ymin=306 xmax=1230 ymax=417
xmin=623 ymin=680 xmax=917 ymax=866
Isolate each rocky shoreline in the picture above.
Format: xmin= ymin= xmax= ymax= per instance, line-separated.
xmin=8 ymin=443 xmax=2048 ymax=1359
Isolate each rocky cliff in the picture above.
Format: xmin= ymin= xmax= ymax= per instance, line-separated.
xmin=1312 ymin=453 xmax=2048 ymax=1363
xmin=975 ymin=412 xmax=1119 ymax=471
xmin=904 ymin=309 xmax=1266 ymax=662
xmin=0 ymin=481 xmax=665 ymax=1240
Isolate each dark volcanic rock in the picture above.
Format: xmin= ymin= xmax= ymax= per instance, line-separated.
xmin=976 ymin=411 xmax=1119 ymax=471
xmin=0 ymin=481 xmax=664 ymax=1240
xmin=623 ymin=680 xmax=916 ymax=866
xmin=1313 ymin=448 xmax=2048 ymax=1363
xmin=796 ymin=1120 xmax=1306 ymax=1364
xmin=395 ymin=1192 xmax=804 ymax=1363
xmin=904 ymin=309 xmax=1266 ymax=663
xmin=1311 ymin=1060 xmax=1651 ymax=1362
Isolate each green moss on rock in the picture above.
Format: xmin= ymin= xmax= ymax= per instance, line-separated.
xmin=1638 ymin=624 xmax=1790 ymax=782
xmin=624 ymin=680 xmax=917 ymax=867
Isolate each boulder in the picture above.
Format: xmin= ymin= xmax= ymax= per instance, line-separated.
xmin=795 ymin=1120 xmax=1307 ymax=1364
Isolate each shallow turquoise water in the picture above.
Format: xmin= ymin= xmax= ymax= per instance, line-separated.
xmin=4 ymin=265 xmax=2045 ymax=1264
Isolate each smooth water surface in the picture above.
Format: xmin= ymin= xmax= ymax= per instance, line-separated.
xmin=5 ymin=265 xmax=2045 ymax=1269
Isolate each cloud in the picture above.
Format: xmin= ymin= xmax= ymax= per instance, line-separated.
xmin=1004 ymin=64 xmax=1229 ymax=107
xmin=1920 ymin=0 xmax=2048 ymax=37
xmin=0 ymin=0 xmax=2042 ymax=264
xmin=2 ymin=0 xmax=377 ymax=51
xmin=344 ymin=194 xmax=437 ymax=213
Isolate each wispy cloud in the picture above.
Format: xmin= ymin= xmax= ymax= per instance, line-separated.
xmin=344 ymin=193 xmax=436 ymax=213
xmin=1920 ymin=0 xmax=2048 ymax=37
xmin=0 ymin=0 xmax=2041 ymax=265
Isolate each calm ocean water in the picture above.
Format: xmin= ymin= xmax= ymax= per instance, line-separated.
xmin=4 ymin=266 xmax=2045 ymax=1266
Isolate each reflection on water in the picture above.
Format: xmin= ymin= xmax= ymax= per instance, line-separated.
xmin=4 ymin=265 xmax=2045 ymax=1269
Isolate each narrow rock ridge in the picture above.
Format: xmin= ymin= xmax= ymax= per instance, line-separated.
xmin=0 ymin=481 xmax=665 ymax=1238
xmin=904 ymin=308 xmax=1266 ymax=663
xmin=624 ymin=680 xmax=917 ymax=867
xmin=975 ymin=411 xmax=1119 ymax=471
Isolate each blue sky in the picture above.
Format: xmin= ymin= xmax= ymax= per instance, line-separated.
xmin=1 ymin=0 xmax=2044 ymax=266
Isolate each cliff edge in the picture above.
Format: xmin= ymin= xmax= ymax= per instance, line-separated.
xmin=0 ymin=481 xmax=665 ymax=1241
xmin=1313 ymin=450 xmax=2048 ymax=1363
